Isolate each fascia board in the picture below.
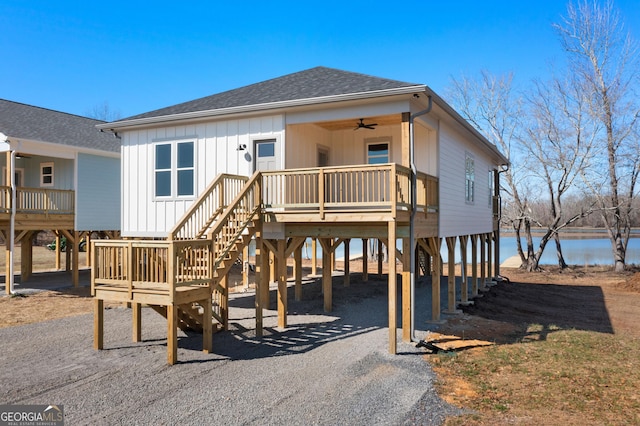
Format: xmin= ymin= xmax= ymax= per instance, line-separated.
xmin=97 ymin=85 xmax=426 ymax=131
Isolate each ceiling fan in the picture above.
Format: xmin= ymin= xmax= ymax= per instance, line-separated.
xmin=354 ymin=118 xmax=378 ymax=130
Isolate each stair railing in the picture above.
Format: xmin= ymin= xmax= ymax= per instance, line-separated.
xmin=169 ymin=173 xmax=249 ymax=240
xmin=207 ymin=171 xmax=261 ymax=269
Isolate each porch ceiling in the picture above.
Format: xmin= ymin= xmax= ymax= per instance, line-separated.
xmin=314 ymin=114 xmax=403 ymax=131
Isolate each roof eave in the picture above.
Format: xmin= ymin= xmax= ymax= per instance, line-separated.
xmin=424 ymin=87 xmax=509 ymax=165
xmin=97 ymin=85 xmax=427 ymax=131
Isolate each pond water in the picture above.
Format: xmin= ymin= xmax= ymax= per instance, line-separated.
xmin=498 ymin=236 xmax=640 ymax=266
xmin=271 ymin=234 xmax=640 ymax=267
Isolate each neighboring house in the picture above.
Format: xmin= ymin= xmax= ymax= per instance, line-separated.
xmin=93 ymin=67 xmax=508 ymax=363
xmin=0 ymin=99 xmax=121 ymax=291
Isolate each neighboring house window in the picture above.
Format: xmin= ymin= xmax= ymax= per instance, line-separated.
xmin=41 ymin=162 xmax=54 ymax=187
xmin=154 ymin=141 xmax=195 ymax=198
xmin=465 ymin=154 xmax=475 ymax=203
xmin=367 ymin=142 xmax=389 ymax=164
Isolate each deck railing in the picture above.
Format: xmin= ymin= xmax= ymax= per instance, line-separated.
xmin=261 ymin=164 xmax=437 ymax=219
xmin=92 ymin=239 xmax=213 ymax=298
xmin=0 ymin=186 xmax=75 ymax=215
xmin=91 ymin=164 xmax=439 ymax=311
xmin=170 ymin=174 xmax=248 ymax=240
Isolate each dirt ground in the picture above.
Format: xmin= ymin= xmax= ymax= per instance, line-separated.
xmin=2 ymin=247 xmax=640 ymax=424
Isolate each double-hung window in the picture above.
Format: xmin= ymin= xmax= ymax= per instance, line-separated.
xmin=465 ymin=153 xmax=475 ymax=203
xmin=367 ymin=142 xmax=389 ymax=164
xmin=41 ymin=162 xmax=54 ymax=187
xmin=154 ymin=140 xmax=195 ymax=198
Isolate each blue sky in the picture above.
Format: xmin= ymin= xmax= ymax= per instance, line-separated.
xmin=1 ymin=1 xmax=639 ymax=119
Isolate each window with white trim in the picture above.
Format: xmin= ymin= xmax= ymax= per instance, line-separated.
xmin=465 ymin=154 xmax=475 ymax=203
xmin=154 ymin=140 xmax=195 ymax=198
xmin=41 ymin=162 xmax=54 ymax=187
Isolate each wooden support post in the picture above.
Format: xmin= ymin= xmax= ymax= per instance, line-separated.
xmin=330 ymin=239 xmax=335 ymax=273
xmin=254 ymin=222 xmax=264 ymax=337
xmin=269 ymin=251 xmax=276 ymax=284
xmin=20 ymin=231 xmax=33 ymax=283
xmin=402 ymin=271 xmax=411 ymax=343
xmin=72 ymin=230 xmax=80 ymax=287
xmin=480 ymin=233 xmax=487 ymax=291
xmin=471 ymin=234 xmax=479 ymax=297
xmin=362 ymin=238 xmax=368 ymax=282
xmin=54 ymin=232 xmax=61 ymax=271
xmin=445 ymin=237 xmax=460 ymax=314
xmin=487 ymin=234 xmax=494 ymax=284
xmin=167 ymin=304 xmax=178 ymax=365
xmin=459 ymin=235 xmax=471 ymax=305
xmin=220 ymin=274 xmax=229 ymax=330
xmin=243 ymin=245 xmax=250 ymax=290
xmin=400 ymin=237 xmax=411 ymax=342
xmin=5 ymin=233 xmax=11 ymax=295
xmin=276 ymin=239 xmax=287 ymax=328
xmin=429 ymin=237 xmax=442 ymax=322
xmin=388 ymin=221 xmax=397 ymax=354
xmin=203 ymin=298 xmax=212 ymax=353
xmin=378 ymin=239 xmax=383 ymax=277
xmin=93 ymin=299 xmax=104 ymax=350
xmin=132 ymin=302 xmax=141 ymax=342
xmin=65 ymin=234 xmax=71 ymax=272
xmin=319 ymin=238 xmax=333 ymax=312
xmin=343 ymin=239 xmax=350 ymax=287
xmin=260 ymin=244 xmax=270 ymax=309
xmin=311 ymin=238 xmax=318 ymax=276
xmin=85 ymin=232 xmax=91 ymax=268
xmin=294 ymin=244 xmax=303 ymax=301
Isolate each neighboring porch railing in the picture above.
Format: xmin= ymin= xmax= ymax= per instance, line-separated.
xmin=0 ymin=186 xmax=75 ymax=215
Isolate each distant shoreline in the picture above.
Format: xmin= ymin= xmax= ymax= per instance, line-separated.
xmin=500 ymin=228 xmax=640 ymax=239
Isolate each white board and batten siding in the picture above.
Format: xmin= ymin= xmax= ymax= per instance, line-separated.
xmin=76 ymin=153 xmax=120 ymax=231
xmin=438 ymin=120 xmax=496 ymax=238
xmin=121 ymin=115 xmax=284 ymax=237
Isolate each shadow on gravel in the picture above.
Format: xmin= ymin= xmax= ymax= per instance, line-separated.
xmin=179 ymin=274 xmax=398 ymax=362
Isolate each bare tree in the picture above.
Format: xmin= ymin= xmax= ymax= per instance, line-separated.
xmin=447 ymin=72 xmax=539 ymax=269
xmin=518 ymin=73 xmax=598 ymax=270
xmin=554 ymin=0 xmax=640 ymax=272
xmin=85 ymin=101 xmax=122 ymax=122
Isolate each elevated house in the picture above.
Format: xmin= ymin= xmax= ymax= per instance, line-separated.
xmin=0 ymin=99 xmax=121 ymax=292
xmin=92 ymin=67 xmax=508 ymax=363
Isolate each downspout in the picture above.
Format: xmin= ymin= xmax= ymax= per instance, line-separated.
xmin=8 ymin=149 xmax=16 ymax=294
xmin=409 ymin=95 xmax=432 ymax=341
xmin=495 ymin=163 xmax=509 ymax=279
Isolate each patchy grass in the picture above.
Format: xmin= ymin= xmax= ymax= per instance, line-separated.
xmin=434 ymin=329 xmax=640 ymax=425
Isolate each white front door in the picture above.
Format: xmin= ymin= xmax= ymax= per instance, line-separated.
xmin=254 ymin=139 xmax=278 ymax=172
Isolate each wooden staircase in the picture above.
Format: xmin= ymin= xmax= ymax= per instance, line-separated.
xmin=168 ymin=171 xmax=263 ymax=331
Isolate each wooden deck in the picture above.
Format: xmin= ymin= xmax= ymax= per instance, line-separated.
xmin=92 ymin=164 xmax=440 ymax=363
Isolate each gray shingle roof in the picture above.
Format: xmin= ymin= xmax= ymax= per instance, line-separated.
xmin=0 ymin=99 xmax=120 ymax=153
xmin=120 ymin=66 xmax=423 ymax=121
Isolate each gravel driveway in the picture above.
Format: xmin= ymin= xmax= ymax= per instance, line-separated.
xmin=0 ymin=274 xmax=462 ymax=425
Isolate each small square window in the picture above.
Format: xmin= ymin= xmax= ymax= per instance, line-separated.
xmin=41 ymin=162 xmax=54 ymax=187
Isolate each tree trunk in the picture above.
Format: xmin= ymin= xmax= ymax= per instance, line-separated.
xmin=554 ymin=233 xmax=568 ymax=269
